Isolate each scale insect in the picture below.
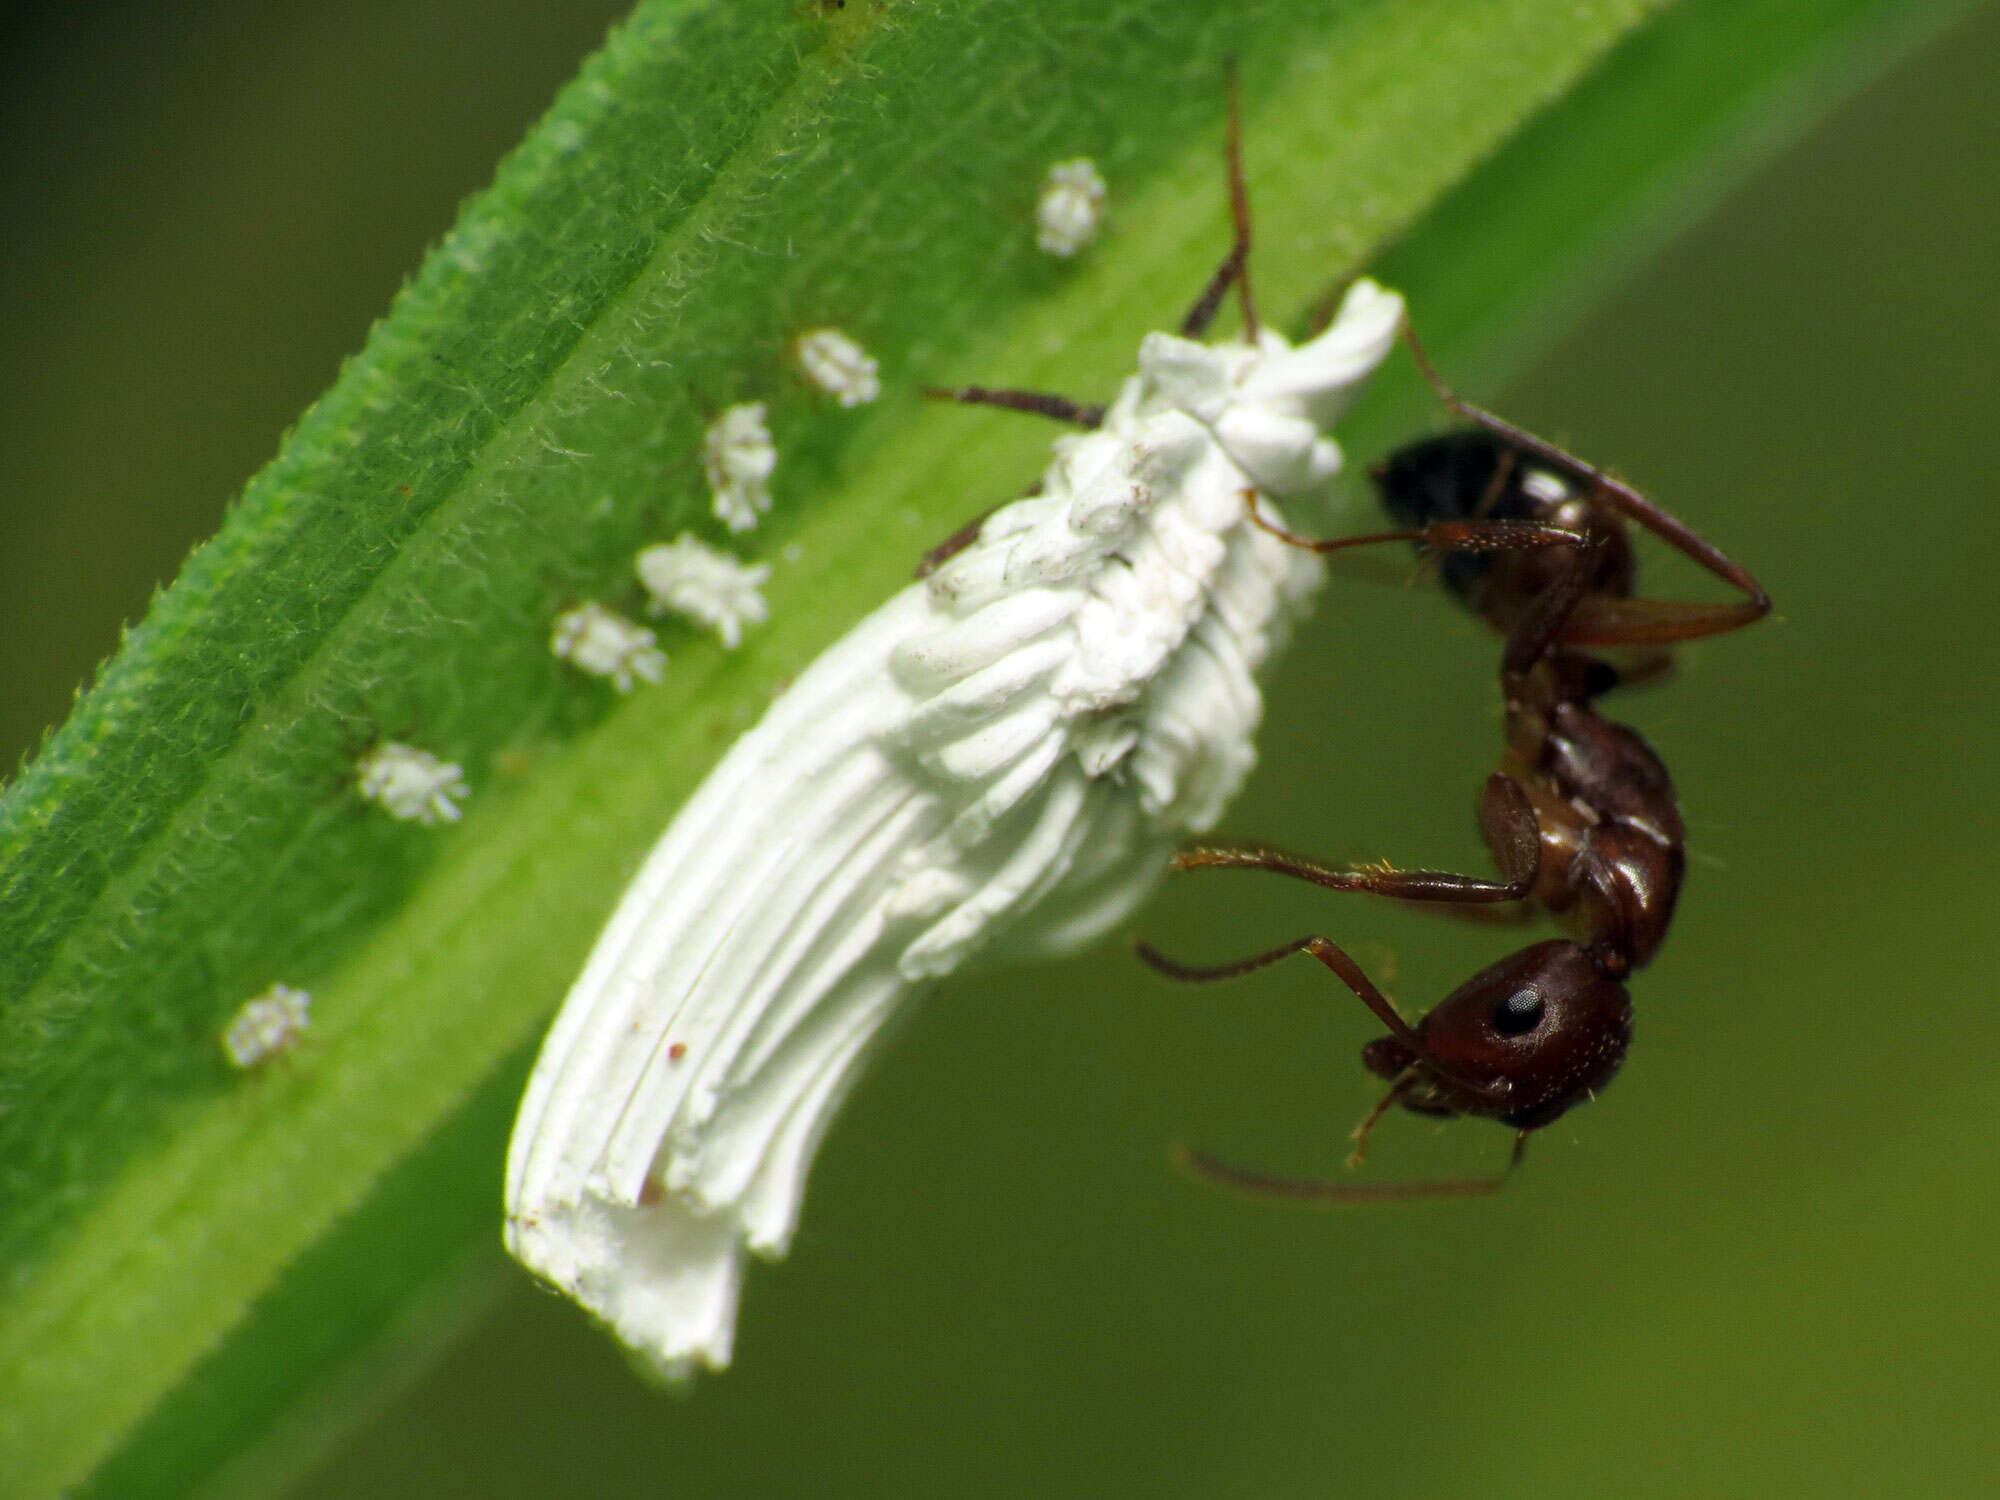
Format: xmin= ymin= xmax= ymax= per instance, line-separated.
xmin=1139 ymin=332 xmax=1772 ymax=1200
xmin=634 ymin=536 xmax=773 ymax=649
xmin=1036 ymin=157 xmax=1108 ymax=257
xmin=221 ymin=982 xmax=313 ymax=1070
xmin=703 ymin=402 xmax=778 ymax=533
xmin=551 ymin=602 xmax=668 ymax=691
xmin=504 ymin=77 xmax=1407 ymax=1372
xmin=793 ymin=326 xmax=881 ymax=407
xmin=353 ymin=740 xmax=469 ymax=825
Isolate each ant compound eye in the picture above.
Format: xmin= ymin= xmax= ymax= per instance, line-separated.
xmin=1491 ymin=989 xmax=1545 ymax=1036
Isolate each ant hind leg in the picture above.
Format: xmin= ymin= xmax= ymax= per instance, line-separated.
xmin=1400 ymin=319 xmax=1772 ymax=637
xmin=1180 ymin=63 xmax=1258 ymax=340
xmin=920 ymin=385 xmax=1104 ymax=428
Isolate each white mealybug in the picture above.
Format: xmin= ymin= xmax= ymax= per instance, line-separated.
xmin=355 ymin=741 xmax=469 ymax=825
xmin=794 ymin=327 xmax=881 ymax=407
xmin=634 ymin=536 xmax=773 ymax=650
xmin=506 ymin=249 xmax=1406 ymax=1373
xmin=552 ymin=602 xmax=668 ymax=691
xmin=222 ymin=982 xmax=312 ymax=1069
xmin=1036 ymin=157 xmax=1107 ymax=257
xmin=703 ymin=402 xmax=778 ymax=533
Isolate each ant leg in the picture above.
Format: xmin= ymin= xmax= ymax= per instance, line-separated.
xmin=1180 ymin=65 xmax=1258 ymax=340
xmin=1200 ymin=776 xmax=1544 ymax=928
xmin=1137 ymin=932 xmax=1516 ymax=1112
xmin=1556 ymin=589 xmax=1769 ymax=649
xmin=914 ymin=500 xmax=1007 ymax=578
xmin=920 ymin=385 xmax=1105 ymax=429
xmin=1400 ymin=319 xmax=1771 ymax=640
xmin=912 ymin=378 xmax=1098 ymax=577
xmin=1168 ymin=841 xmax=1533 ymax=905
xmin=1173 ymin=1128 xmax=1528 ymax=1205
xmin=1244 ymin=490 xmax=1588 ymax=564
xmin=1471 ymin=443 xmax=1520 ymax=520
xmin=1135 ymin=933 xmax=1424 ymax=1053
xmin=1500 ymin=531 xmax=1610 ymax=678
xmin=1478 ymin=773 xmax=1543 ymax=891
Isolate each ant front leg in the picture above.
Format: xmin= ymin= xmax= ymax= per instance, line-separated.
xmin=1133 ymin=929 xmax=1516 ymax=1121
xmin=1135 ymin=932 xmax=1425 ymax=1054
xmin=1399 ymin=320 xmax=1772 ymax=645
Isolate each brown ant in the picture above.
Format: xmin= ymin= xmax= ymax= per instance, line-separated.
xmin=1136 ymin=337 xmax=1771 ymax=1202
xmin=914 ymin=67 xmax=1769 ymax=1198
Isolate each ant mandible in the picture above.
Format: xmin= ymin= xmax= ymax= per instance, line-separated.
xmin=1136 ymin=330 xmax=1771 ymax=1202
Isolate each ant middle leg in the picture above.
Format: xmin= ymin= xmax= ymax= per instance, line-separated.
xmin=1167 ymin=843 xmax=1533 ymax=904
xmin=1168 ymin=773 xmax=1542 ymax=910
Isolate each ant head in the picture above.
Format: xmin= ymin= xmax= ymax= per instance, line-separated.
xmin=1362 ymin=939 xmax=1632 ymax=1131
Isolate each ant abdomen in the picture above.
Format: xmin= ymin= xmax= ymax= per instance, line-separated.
xmin=1374 ymin=430 xmax=1636 ymax=619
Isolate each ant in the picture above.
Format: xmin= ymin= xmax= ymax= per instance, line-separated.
xmin=1136 ymin=333 xmax=1771 ymax=1202
xmin=913 ymin=65 xmax=1769 ymax=1199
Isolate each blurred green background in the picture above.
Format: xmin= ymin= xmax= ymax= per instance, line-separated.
xmin=7 ymin=2 xmax=1999 ymax=1496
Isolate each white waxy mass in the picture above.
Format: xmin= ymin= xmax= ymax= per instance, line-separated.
xmin=794 ymin=326 xmax=882 ymax=407
xmin=702 ymin=402 xmax=778 ymax=534
xmin=354 ymin=741 xmax=469 ymax=825
xmin=221 ymin=982 xmax=312 ymax=1069
xmin=634 ymin=536 xmax=773 ymax=650
xmin=551 ymin=602 xmax=668 ymax=692
xmin=1036 ymin=157 xmax=1108 ymax=257
xmin=505 ymin=278 xmax=1405 ymax=1375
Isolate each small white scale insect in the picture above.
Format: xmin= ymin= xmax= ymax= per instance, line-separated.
xmin=703 ymin=402 xmax=778 ymax=533
xmin=354 ymin=741 xmax=469 ymax=824
xmin=794 ymin=326 xmax=881 ymax=407
xmin=506 ymin=123 xmax=1406 ymax=1374
xmin=1036 ymin=157 xmax=1107 ymax=257
xmin=551 ymin=602 xmax=668 ymax=691
xmin=634 ymin=536 xmax=772 ymax=649
xmin=222 ymin=982 xmax=312 ymax=1069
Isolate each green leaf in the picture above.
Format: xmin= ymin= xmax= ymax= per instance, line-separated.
xmin=0 ymin=0 xmax=1972 ymax=1492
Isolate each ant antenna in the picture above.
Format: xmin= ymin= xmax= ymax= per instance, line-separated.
xmin=1172 ymin=1131 xmax=1528 ymax=1205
